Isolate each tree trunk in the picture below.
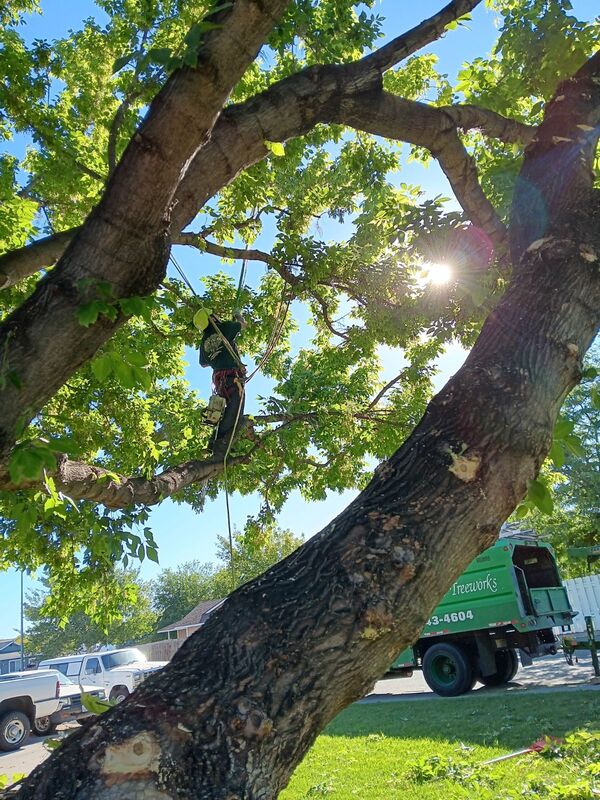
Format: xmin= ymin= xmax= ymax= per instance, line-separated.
xmin=8 ymin=18 xmax=600 ymax=800
xmin=15 ymin=202 xmax=600 ymax=800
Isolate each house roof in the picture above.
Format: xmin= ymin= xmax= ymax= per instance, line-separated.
xmin=0 ymin=638 xmax=19 ymax=653
xmin=157 ymin=599 xmax=225 ymax=633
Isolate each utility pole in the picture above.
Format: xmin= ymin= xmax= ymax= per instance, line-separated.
xmin=20 ymin=571 xmax=24 ymax=669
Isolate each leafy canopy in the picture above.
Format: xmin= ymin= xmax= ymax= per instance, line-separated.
xmin=0 ymin=0 xmax=598 ymax=616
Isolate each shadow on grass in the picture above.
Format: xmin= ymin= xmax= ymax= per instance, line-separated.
xmin=325 ymin=690 xmax=600 ymax=749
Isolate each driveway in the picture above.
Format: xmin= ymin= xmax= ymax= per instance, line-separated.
xmin=365 ymin=651 xmax=600 ymax=702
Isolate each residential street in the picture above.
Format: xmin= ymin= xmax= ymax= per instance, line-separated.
xmin=1 ymin=653 xmax=597 ymax=786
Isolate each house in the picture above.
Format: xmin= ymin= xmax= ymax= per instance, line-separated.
xmin=157 ymin=599 xmax=226 ymax=642
xmin=0 ymin=639 xmax=24 ymax=674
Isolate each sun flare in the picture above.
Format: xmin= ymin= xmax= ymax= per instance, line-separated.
xmin=423 ymin=262 xmax=452 ymax=285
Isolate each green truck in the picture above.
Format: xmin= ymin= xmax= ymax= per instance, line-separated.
xmin=387 ymin=533 xmax=574 ymax=696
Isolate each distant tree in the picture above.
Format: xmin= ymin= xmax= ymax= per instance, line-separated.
xmin=25 ymin=571 xmax=157 ymax=660
xmin=152 ymin=561 xmax=223 ymax=630
xmin=152 ymin=520 xmax=304 ymax=627
xmin=521 ymin=347 xmax=600 ymax=577
xmin=216 ymin=517 xmax=304 ymax=588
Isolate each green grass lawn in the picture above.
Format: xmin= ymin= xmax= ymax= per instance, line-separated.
xmin=281 ymin=689 xmax=600 ymax=799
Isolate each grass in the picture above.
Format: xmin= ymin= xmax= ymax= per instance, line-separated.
xmin=281 ymin=689 xmax=600 ymax=799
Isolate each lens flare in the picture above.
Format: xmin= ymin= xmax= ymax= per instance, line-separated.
xmin=423 ymin=262 xmax=452 ymax=285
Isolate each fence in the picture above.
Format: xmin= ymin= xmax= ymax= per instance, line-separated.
xmin=563 ymin=574 xmax=600 ymax=633
xmin=137 ymin=638 xmax=183 ymax=662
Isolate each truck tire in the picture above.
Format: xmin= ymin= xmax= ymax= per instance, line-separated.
xmin=109 ymin=686 xmax=129 ymax=704
xmin=480 ymin=649 xmax=519 ymax=687
xmin=422 ymin=643 xmax=473 ymax=697
xmin=32 ymin=716 xmax=57 ymax=736
xmin=0 ymin=711 xmax=31 ymax=751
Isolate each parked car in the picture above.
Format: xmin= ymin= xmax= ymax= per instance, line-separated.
xmin=4 ymin=670 xmax=107 ymax=735
xmin=0 ymin=670 xmax=61 ymax=750
xmin=38 ymin=648 xmax=166 ymax=704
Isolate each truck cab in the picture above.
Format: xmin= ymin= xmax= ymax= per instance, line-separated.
xmin=38 ymin=648 xmax=166 ymax=704
xmin=388 ymin=532 xmax=574 ymax=696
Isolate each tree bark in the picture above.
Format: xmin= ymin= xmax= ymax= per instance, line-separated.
xmin=0 ymin=0 xmax=291 ymax=462
xmin=13 ymin=52 xmax=600 ymax=799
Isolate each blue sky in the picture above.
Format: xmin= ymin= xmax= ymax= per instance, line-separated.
xmin=0 ymin=0 xmax=596 ymax=637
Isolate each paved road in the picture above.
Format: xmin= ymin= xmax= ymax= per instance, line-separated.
xmin=365 ymin=651 xmax=599 ymax=702
xmin=0 ymin=654 xmax=597 ymax=785
xmin=0 ymin=726 xmax=75 ymax=787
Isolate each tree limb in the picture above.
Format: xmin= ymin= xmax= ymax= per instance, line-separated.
xmin=0 ymin=0 xmax=291 ymax=463
xmin=0 ymin=2 xmax=495 ymax=291
xmin=365 ymin=372 xmax=405 ymax=411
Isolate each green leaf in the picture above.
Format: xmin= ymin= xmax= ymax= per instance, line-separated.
xmin=183 ymin=21 xmax=221 ymax=49
xmin=76 ymin=300 xmax=107 ymax=327
xmin=264 ymin=140 xmax=285 ymax=157
xmin=80 ymin=692 xmax=116 ymax=715
xmin=8 ymin=443 xmax=56 ymax=484
xmin=112 ymin=53 xmax=134 ymax=73
xmin=131 ymin=365 xmax=152 ymax=390
xmin=527 ymin=479 xmax=554 ymax=516
xmin=553 ymin=418 xmax=574 ymax=439
xmin=91 ymin=354 xmax=113 ymax=383
xmin=183 ymin=48 xmax=198 ymax=68
xmin=514 ymin=503 xmax=530 ymax=520
xmin=145 ymin=47 xmax=172 ymax=67
xmin=113 ymin=360 xmax=137 ymax=389
xmin=125 ymin=351 xmax=147 ymax=367
xmin=119 ymin=296 xmax=152 ymax=318
xmin=591 ymin=387 xmax=600 ymax=411
xmin=581 ymin=366 xmax=597 ymax=380
xmin=549 ymin=440 xmax=565 ymax=468
xmin=146 ymin=546 xmax=159 ymax=563
xmin=564 ymin=434 xmax=586 ymax=458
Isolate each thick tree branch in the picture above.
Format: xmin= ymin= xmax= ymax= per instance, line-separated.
xmin=335 ymin=93 xmax=509 ymax=256
xmin=362 ymin=0 xmax=483 ymax=72
xmin=441 ymin=104 xmax=536 ymax=144
xmin=0 ymin=229 xmax=78 ymax=289
xmin=511 ymin=49 xmax=600 ymax=262
xmin=0 ymin=3 xmax=498 ymax=292
xmin=0 ymin=0 xmax=291 ymax=462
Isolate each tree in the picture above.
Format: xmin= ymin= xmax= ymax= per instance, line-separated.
xmin=216 ymin=517 xmax=304 ymax=587
xmin=519 ymin=346 xmax=600 ymax=576
xmin=0 ymin=0 xmax=598 ymax=797
xmin=152 ymin=561 xmax=223 ymax=629
xmin=153 ymin=521 xmax=303 ymax=628
xmin=25 ymin=572 xmax=157 ymax=659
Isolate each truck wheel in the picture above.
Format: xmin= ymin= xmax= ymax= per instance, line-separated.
xmin=32 ymin=716 xmax=56 ymax=736
xmin=109 ymin=686 xmax=129 ymax=704
xmin=480 ymin=649 xmax=519 ymax=686
xmin=0 ymin=711 xmax=31 ymax=751
xmin=422 ymin=643 xmax=473 ymax=697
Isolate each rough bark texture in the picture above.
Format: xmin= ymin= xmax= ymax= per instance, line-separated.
xmin=14 ymin=222 xmax=600 ymax=799
xmin=12 ymin=47 xmax=600 ymax=800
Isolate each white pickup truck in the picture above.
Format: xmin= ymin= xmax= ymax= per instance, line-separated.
xmin=38 ymin=648 xmax=166 ymax=703
xmin=4 ymin=670 xmax=106 ymax=735
xmin=0 ymin=671 xmax=62 ymax=750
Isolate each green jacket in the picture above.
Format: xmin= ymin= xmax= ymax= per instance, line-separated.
xmin=199 ymin=319 xmax=242 ymax=371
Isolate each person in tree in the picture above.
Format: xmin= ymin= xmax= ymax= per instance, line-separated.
xmin=200 ymin=311 xmax=247 ymax=460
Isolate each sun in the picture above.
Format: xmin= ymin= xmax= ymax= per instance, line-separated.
xmin=423 ymin=262 xmax=453 ymax=285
